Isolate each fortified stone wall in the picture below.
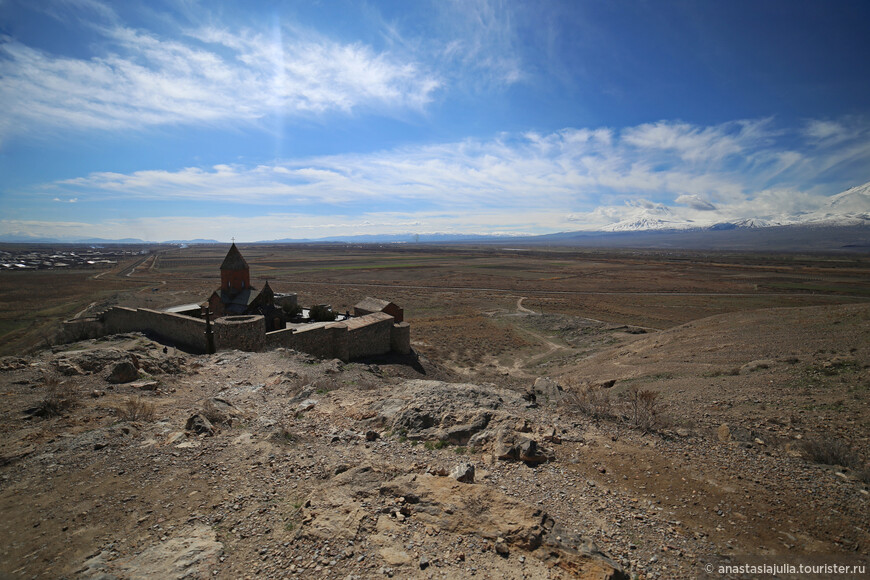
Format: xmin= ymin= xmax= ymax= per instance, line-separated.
xmin=105 ymin=308 xmax=205 ymax=352
xmin=390 ymin=322 xmax=411 ymax=355
xmin=213 ymin=315 xmax=265 ymax=352
xmin=345 ymin=312 xmax=394 ymax=359
xmin=265 ymin=324 xmax=347 ymax=359
xmin=58 ymin=306 xmax=410 ymax=360
xmin=60 ymin=307 xmax=206 ymax=352
xmin=58 ymin=317 xmax=104 ymax=343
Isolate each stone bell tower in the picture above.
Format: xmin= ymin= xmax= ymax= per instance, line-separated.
xmin=220 ymin=242 xmax=250 ymax=296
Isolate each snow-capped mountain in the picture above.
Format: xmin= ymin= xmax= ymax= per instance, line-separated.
xmin=797 ymin=182 xmax=870 ymax=226
xmin=601 ymin=216 xmax=692 ymax=232
xmin=596 ymin=181 xmax=870 ymax=232
xmin=731 ymin=217 xmax=778 ymax=228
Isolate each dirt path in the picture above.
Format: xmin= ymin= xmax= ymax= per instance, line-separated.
xmin=72 ymin=302 xmax=97 ymax=319
xmin=516 ymin=297 xmax=538 ymax=314
xmin=514 ymin=325 xmax=565 ymax=368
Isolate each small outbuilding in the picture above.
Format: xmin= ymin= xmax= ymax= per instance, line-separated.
xmin=353 ymin=296 xmax=404 ymax=323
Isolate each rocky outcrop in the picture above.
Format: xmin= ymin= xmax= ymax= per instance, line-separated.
xmin=297 ymin=465 xmax=625 ymax=578
xmin=383 ymin=380 xmax=556 ymax=463
xmin=107 ymin=361 xmax=139 ymax=384
xmin=78 ymin=524 xmax=222 ymax=579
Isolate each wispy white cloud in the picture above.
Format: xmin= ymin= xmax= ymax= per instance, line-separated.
xmin=621 ymin=119 xmax=773 ymax=163
xmin=675 ymin=194 xmax=716 ymax=211
xmin=0 ymin=9 xmax=439 ymax=141
xmin=18 ymin=117 xmax=870 ymax=237
xmin=437 ymin=0 xmax=524 ymax=87
xmin=0 ymin=209 xmax=569 ymax=242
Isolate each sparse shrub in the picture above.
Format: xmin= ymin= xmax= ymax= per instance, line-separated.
xmin=282 ymin=303 xmax=302 ymax=317
xmin=703 ymin=368 xmax=740 ymax=378
xmin=623 ymin=387 xmax=661 ymax=432
xmin=116 ymin=396 xmax=155 ymax=422
xmin=31 ymin=374 xmax=76 ymax=417
xmin=309 ymin=304 xmax=336 ymax=322
xmin=799 ymin=437 xmax=859 ymax=468
xmin=424 ymin=440 xmax=447 ymax=450
xmin=563 ymin=379 xmax=668 ymax=433
xmin=566 ymin=384 xmax=614 ymax=420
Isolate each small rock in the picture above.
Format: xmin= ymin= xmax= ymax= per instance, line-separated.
xmin=450 ymin=463 xmax=475 ymax=484
xmin=56 ymin=360 xmax=83 ymax=376
xmin=297 ymin=399 xmax=317 ymax=413
xmin=185 ymin=414 xmax=215 ymax=436
xmin=130 ymin=380 xmax=159 ymax=391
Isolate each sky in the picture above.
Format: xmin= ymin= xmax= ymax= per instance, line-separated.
xmin=1 ymin=0 xmax=870 ymax=242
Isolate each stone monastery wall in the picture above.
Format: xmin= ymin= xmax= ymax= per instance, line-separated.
xmin=345 ymin=312 xmax=394 ymax=359
xmin=59 ymin=307 xmax=410 ymax=361
xmin=265 ymin=324 xmax=347 ymax=360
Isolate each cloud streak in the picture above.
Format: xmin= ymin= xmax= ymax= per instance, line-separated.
xmin=0 ymin=13 xmax=439 ymax=140
xmin=27 ymin=117 xmax=870 ymax=236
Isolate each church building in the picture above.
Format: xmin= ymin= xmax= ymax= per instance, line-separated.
xmin=204 ymin=243 xmax=289 ymax=332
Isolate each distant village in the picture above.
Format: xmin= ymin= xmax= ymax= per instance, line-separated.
xmin=0 ymin=246 xmax=148 ymax=271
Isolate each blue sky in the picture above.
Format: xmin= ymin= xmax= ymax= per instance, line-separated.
xmin=1 ymin=0 xmax=869 ymax=241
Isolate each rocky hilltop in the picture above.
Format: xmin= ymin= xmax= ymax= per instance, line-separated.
xmin=1 ymin=303 xmax=868 ymax=579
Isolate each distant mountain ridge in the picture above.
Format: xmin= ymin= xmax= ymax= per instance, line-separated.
xmin=1 ymin=182 xmax=868 ymax=250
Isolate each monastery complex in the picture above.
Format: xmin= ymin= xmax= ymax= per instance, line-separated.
xmin=60 ymin=245 xmax=411 ymax=361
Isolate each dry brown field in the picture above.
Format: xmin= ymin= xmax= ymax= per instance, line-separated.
xmin=3 ymin=243 xmax=868 ymax=364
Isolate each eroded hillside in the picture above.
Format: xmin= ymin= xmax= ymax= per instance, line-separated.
xmin=1 ymin=303 xmax=868 ymax=579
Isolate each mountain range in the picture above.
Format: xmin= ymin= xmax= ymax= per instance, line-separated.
xmin=2 ymin=182 xmax=868 ymax=251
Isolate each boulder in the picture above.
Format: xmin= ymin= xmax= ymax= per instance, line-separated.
xmin=107 ymin=361 xmax=139 ymax=384
xmin=55 ymin=360 xmax=83 ymax=376
xmin=203 ymin=397 xmax=243 ymax=426
xmin=497 ymin=433 xmax=554 ymax=465
xmin=185 ymin=414 xmax=215 ymax=436
xmin=445 ymin=412 xmax=491 ymax=445
xmin=532 ymin=377 xmax=563 ymax=404
xmin=518 ymin=439 xmax=552 ymax=464
xmin=297 ymin=399 xmax=317 ymax=413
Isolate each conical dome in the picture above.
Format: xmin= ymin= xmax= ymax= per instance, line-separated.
xmin=220 ymin=243 xmax=249 ymax=271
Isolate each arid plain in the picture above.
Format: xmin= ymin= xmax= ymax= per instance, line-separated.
xmin=1 ymin=244 xmax=868 ymax=579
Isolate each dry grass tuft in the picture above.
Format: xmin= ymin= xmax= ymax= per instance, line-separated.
xmin=32 ymin=374 xmax=76 ymax=417
xmin=799 ymin=437 xmax=859 ymax=469
xmin=116 ymin=396 xmax=156 ymax=422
